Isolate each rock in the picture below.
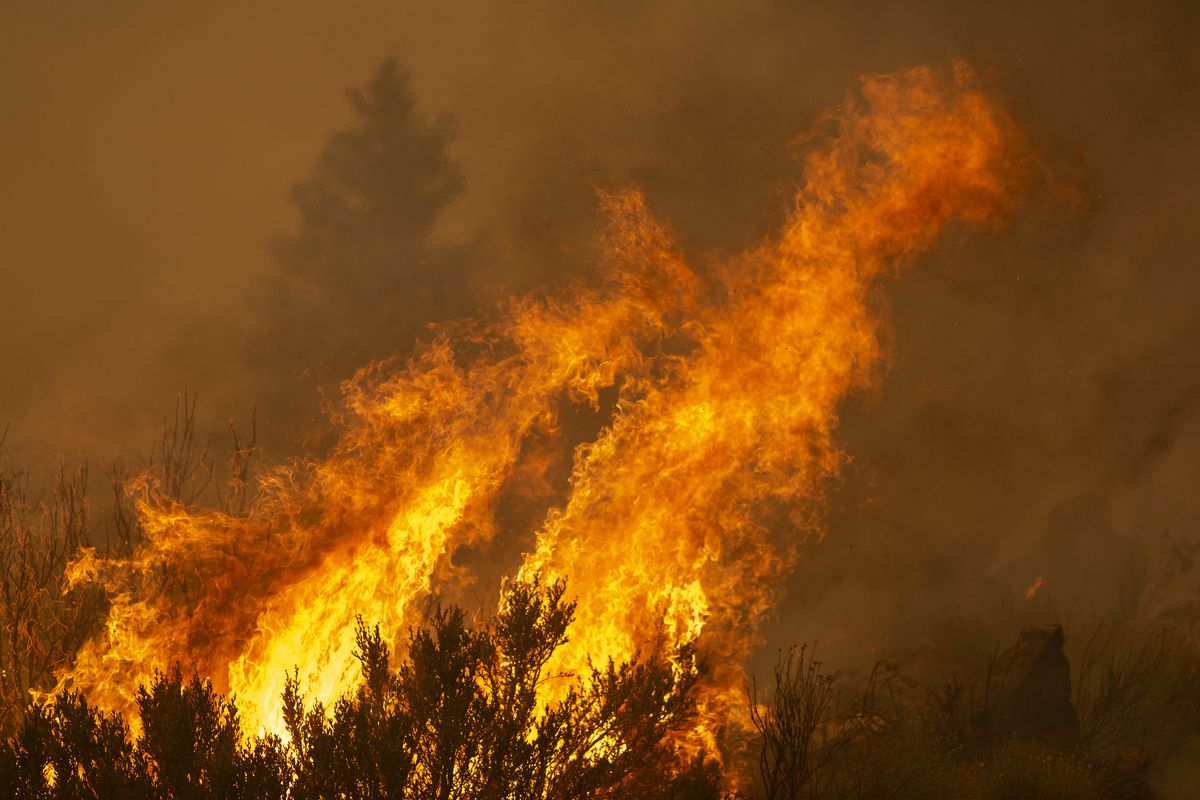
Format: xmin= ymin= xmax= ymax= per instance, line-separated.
xmin=958 ymin=624 xmax=1080 ymax=745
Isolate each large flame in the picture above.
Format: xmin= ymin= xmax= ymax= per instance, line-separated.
xmin=60 ymin=63 xmax=1029 ymax=748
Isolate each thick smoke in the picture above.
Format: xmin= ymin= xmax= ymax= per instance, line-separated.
xmin=1 ymin=0 xmax=1197 ymax=711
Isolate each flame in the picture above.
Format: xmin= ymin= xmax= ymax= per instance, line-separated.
xmin=59 ymin=63 xmax=1029 ymax=752
xmin=1025 ymin=576 xmax=1046 ymax=600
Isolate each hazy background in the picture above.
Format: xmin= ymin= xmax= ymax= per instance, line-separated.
xmin=2 ymin=1 xmax=1197 ymax=669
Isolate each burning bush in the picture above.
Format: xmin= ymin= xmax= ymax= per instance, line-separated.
xmin=0 ymin=577 xmax=720 ymax=799
xmin=6 ymin=580 xmax=1197 ymax=798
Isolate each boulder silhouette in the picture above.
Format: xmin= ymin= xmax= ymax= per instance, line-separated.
xmin=959 ymin=624 xmax=1080 ymax=745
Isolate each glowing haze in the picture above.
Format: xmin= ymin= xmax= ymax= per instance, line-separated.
xmin=59 ymin=63 xmax=1030 ymax=748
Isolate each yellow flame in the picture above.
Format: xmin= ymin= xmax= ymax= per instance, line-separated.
xmin=58 ymin=63 xmax=1030 ymax=757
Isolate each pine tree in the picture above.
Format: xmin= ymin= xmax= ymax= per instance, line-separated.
xmin=252 ymin=58 xmax=475 ymax=450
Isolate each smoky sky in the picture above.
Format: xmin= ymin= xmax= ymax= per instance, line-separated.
xmin=2 ymin=0 xmax=1197 ymax=669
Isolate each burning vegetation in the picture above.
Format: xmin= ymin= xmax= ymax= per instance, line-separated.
xmin=58 ymin=60 xmax=1028 ymax=737
xmin=2 ymin=61 xmax=1198 ymax=799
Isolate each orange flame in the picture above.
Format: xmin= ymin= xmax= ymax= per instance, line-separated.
xmin=59 ymin=63 xmax=1030 ymax=752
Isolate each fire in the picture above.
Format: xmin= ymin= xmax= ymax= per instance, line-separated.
xmin=58 ymin=62 xmax=1029 ymax=753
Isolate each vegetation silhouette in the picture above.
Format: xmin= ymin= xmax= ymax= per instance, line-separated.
xmin=1 ymin=578 xmax=721 ymax=799
xmin=6 ymin=572 xmax=1197 ymax=798
xmin=252 ymin=58 xmax=478 ymax=451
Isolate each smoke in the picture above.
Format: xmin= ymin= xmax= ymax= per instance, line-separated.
xmin=2 ymin=0 xmax=1198 ymax=692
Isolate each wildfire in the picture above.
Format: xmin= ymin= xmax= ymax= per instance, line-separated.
xmin=58 ymin=62 xmax=1029 ymax=754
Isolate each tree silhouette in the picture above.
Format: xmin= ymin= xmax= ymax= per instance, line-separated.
xmin=252 ymin=58 xmax=476 ymax=450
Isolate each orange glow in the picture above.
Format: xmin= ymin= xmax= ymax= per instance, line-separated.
xmin=57 ymin=63 xmax=1030 ymax=756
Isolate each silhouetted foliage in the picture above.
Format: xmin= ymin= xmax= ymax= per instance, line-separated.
xmin=136 ymin=667 xmax=287 ymax=800
xmin=741 ymin=628 xmax=1200 ymax=800
xmin=1 ymin=578 xmax=720 ymax=799
xmin=0 ymin=464 xmax=103 ymax=734
xmin=254 ymin=58 xmax=477 ymax=447
xmin=748 ymin=645 xmax=845 ymax=800
xmin=0 ymin=392 xmax=256 ymax=738
xmin=283 ymin=578 xmax=719 ymax=799
xmin=6 ymin=576 xmax=1200 ymax=799
xmin=0 ymin=673 xmax=288 ymax=800
xmin=1075 ymin=623 xmax=1200 ymax=760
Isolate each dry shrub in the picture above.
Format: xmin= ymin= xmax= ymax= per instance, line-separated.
xmin=1074 ymin=623 xmax=1200 ymax=762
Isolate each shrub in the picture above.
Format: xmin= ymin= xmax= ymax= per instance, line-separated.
xmin=1 ymin=578 xmax=720 ymax=799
